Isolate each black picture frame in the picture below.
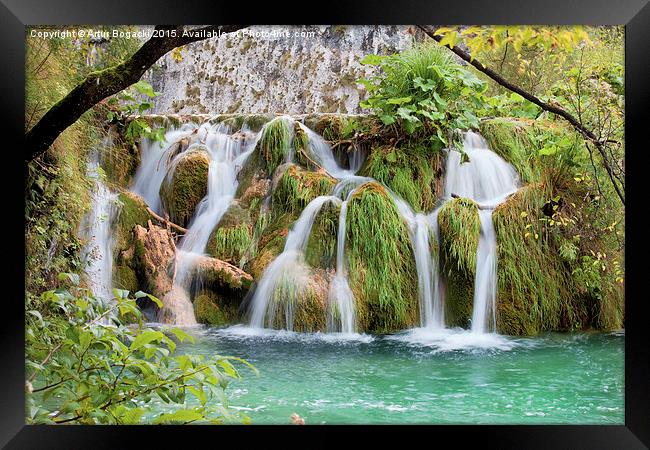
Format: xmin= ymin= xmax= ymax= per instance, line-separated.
xmin=3 ymin=0 xmax=649 ymax=447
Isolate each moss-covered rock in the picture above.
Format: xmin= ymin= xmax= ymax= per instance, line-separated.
xmin=189 ymin=256 xmax=254 ymax=326
xmin=262 ymin=267 xmax=329 ymax=332
xmin=359 ymin=143 xmax=442 ymax=212
xmin=101 ymin=133 xmax=140 ymax=187
xmin=256 ymin=117 xmax=293 ymax=175
xmin=272 ymin=164 xmax=336 ymax=216
xmin=114 ymin=191 xmax=153 ymax=253
xmin=159 ymin=149 xmax=210 ymax=228
xmin=248 ymin=212 xmax=293 ymax=280
xmin=113 ymin=264 xmax=138 ymax=293
xmin=305 ymin=201 xmax=339 ymax=270
xmin=437 ymin=197 xmax=480 ymax=328
xmin=493 ymin=183 xmax=579 ymax=335
xmin=346 ymin=182 xmax=418 ymax=333
xmin=193 ymin=292 xmax=236 ymax=326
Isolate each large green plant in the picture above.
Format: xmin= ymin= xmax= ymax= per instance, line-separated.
xmin=26 ymin=273 xmax=256 ymax=424
xmin=358 ymin=43 xmax=487 ymax=150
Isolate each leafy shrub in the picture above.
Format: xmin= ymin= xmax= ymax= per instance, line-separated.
xmin=358 ymin=43 xmax=486 ymax=149
xmin=26 ymin=273 xmax=256 ymax=425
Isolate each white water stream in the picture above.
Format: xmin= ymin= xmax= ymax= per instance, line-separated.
xmin=442 ymin=131 xmax=519 ymax=334
xmin=79 ymin=145 xmax=120 ymax=314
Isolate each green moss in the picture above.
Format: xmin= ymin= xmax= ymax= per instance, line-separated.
xmin=437 ymin=198 xmax=480 ymax=328
xmin=101 ymin=136 xmax=139 ymax=187
xmin=292 ymin=122 xmax=319 ymax=171
xmin=207 ymin=223 xmax=253 ymax=267
xmin=257 ymin=117 xmax=293 ymax=175
xmin=159 ymin=149 xmax=209 ymax=227
xmin=248 ymin=213 xmax=294 ymax=279
xmin=193 ymin=292 xmax=238 ymax=326
xmin=479 ymin=117 xmax=560 ymax=184
xmin=346 ymin=182 xmax=418 ymax=332
xmin=360 ymin=144 xmax=441 ymax=212
xmin=113 ymin=265 xmax=138 ymax=293
xmin=305 ymin=202 xmax=339 ymax=270
xmin=492 ymin=183 xmax=574 ymax=335
xmin=265 ymin=274 xmax=327 ymax=332
xmin=115 ymin=191 xmax=152 ymax=252
xmin=272 ymin=164 xmax=336 ymax=216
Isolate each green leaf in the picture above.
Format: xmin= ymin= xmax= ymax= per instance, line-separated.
xmin=538 ymin=146 xmax=558 ymax=156
xmin=359 ymin=54 xmax=384 ymax=66
xmin=112 ymin=288 xmax=129 ymax=299
xmin=188 ymin=386 xmax=207 ymax=406
xmin=379 ymin=114 xmax=396 ymax=125
xmin=135 ymin=291 xmax=163 ymax=308
xmin=387 ymin=96 xmax=412 ymax=105
xmin=169 ymin=328 xmax=195 ymax=344
xmin=130 ymin=329 xmax=163 ymax=351
xmin=152 ymin=409 xmax=204 ymax=424
xmin=132 ymin=80 xmax=157 ymax=98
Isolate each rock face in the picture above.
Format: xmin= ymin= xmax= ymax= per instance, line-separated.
xmin=133 ymin=221 xmax=176 ymax=298
xmin=146 ymin=26 xmax=418 ymax=115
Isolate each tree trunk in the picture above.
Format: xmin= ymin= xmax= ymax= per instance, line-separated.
xmin=25 ymin=25 xmax=246 ymax=164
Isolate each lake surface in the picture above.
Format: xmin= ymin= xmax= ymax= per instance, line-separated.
xmin=165 ymin=327 xmax=624 ymax=425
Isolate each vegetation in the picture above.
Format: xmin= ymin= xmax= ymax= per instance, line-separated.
xmin=346 ymin=183 xmax=418 ymax=332
xmin=24 ymin=24 xmax=625 ymax=424
xmin=358 ymin=43 xmax=486 ymax=152
xmin=159 ymin=149 xmax=210 ymax=228
xmin=26 ymin=275 xmax=256 ymax=424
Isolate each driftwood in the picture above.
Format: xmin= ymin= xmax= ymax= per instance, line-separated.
xmin=145 ymin=206 xmax=187 ymax=234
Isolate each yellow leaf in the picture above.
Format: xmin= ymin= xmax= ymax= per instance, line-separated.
xmin=439 ymin=31 xmax=459 ymax=48
xmin=433 ymin=26 xmax=456 ymax=36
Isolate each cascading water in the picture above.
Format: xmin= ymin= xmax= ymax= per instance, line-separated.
xmin=79 ymin=145 xmax=120 ymax=312
xmin=129 ymin=118 xmax=270 ymax=325
xmin=131 ymin=124 xmax=200 ymax=213
xmin=443 ymin=130 xmax=519 ymax=334
xmin=249 ymin=195 xmax=341 ymax=329
xmin=472 ymin=209 xmax=498 ymax=334
xmin=327 ymin=190 xmax=356 ymax=333
xmin=249 ymin=121 xmax=369 ymax=333
xmin=163 ymin=123 xmax=260 ymax=326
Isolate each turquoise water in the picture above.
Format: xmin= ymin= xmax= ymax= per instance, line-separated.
xmin=169 ymin=327 xmax=624 ymax=425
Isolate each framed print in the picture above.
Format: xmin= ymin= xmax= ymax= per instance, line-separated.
xmin=3 ymin=0 xmax=649 ymax=447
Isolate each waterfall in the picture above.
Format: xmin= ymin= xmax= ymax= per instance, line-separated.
xmin=471 ymin=209 xmax=498 ymax=334
xmin=79 ymin=146 xmax=120 ymax=312
xmin=327 ymin=190 xmax=356 ymax=333
xmin=443 ymin=130 xmax=520 ymax=334
xmin=129 ymin=119 xmax=263 ymax=325
xmin=249 ymin=195 xmax=341 ymax=329
xmin=250 ymin=121 xmax=369 ymax=332
xmin=164 ymin=124 xmax=259 ymax=325
xmin=173 ymin=124 xmax=257 ymax=285
xmin=131 ymin=124 xmax=200 ymax=214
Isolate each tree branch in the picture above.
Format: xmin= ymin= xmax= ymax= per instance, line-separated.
xmin=25 ymin=25 xmax=247 ymax=163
